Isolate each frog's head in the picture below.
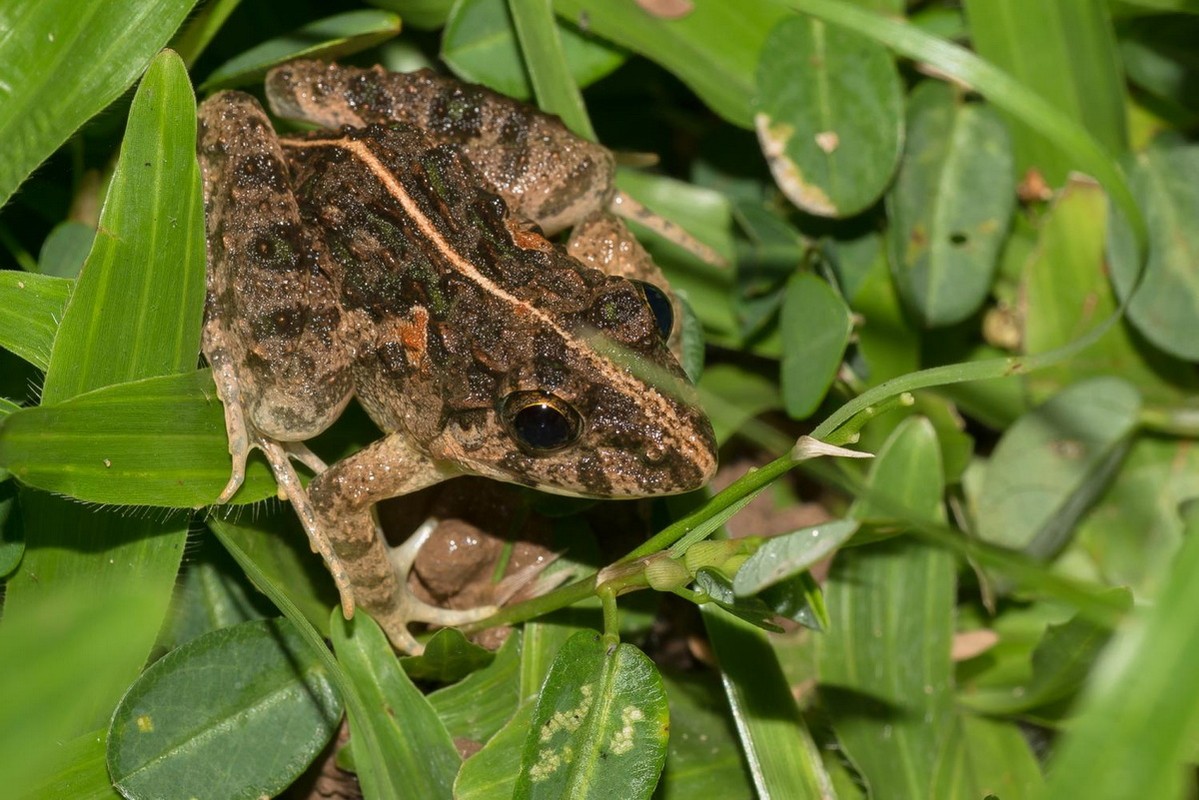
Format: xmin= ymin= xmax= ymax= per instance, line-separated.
xmin=426 ymin=260 xmax=718 ymax=499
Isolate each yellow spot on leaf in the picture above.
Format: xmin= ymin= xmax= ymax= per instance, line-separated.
xmin=136 ymin=714 xmax=154 ymax=733
xmin=540 ymin=684 xmax=593 ymax=742
xmin=754 ymin=113 xmax=837 ymax=217
xmin=609 ymin=705 xmax=644 ymax=755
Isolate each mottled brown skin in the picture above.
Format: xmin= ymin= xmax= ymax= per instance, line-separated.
xmin=199 ymin=63 xmax=718 ymax=653
xmin=267 ymin=61 xmax=614 ymax=236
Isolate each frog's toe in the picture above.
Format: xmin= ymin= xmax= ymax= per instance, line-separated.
xmin=382 ymin=520 xmax=499 ymax=655
xmin=215 ymin=459 xmax=246 ymax=504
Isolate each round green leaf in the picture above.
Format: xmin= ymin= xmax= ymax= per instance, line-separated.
xmin=108 ymin=619 xmax=343 ymax=800
xmin=515 ymin=631 xmax=669 ymax=800
xmin=754 ymin=14 xmax=903 ymax=217
xmin=1109 ymin=139 xmax=1199 ymax=360
xmin=780 ymin=271 xmax=852 ymax=419
xmin=887 ymin=80 xmax=1014 ymax=327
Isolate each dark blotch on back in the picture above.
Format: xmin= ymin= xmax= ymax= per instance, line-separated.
xmin=252 ymin=305 xmax=308 ymax=340
xmin=246 ymin=221 xmax=308 ymax=273
xmin=429 ymin=85 xmax=485 ymax=140
xmin=233 ymin=151 xmax=289 ymax=193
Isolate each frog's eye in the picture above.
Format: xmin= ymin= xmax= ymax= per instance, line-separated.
xmin=501 ymin=391 xmax=583 ymax=453
xmin=634 ymin=280 xmax=674 ymax=341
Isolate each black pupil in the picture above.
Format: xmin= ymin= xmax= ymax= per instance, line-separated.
xmin=638 ymin=281 xmax=674 ymax=340
xmin=512 ymin=402 xmax=575 ymax=451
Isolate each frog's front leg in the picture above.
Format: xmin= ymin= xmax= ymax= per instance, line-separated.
xmin=199 ymin=90 xmax=362 ymax=613
xmin=307 ymin=434 xmax=498 ymax=655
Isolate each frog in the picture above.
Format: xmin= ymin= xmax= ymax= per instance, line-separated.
xmin=197 ymin=60 xmax=718 ymax=654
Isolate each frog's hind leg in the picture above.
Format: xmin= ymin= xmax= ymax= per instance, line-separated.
xmin=307 ymin=433 xmax=497 ymax=655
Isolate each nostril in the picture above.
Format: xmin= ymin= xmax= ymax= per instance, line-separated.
xmin=643 ymin=443 xmax=668 ymax=465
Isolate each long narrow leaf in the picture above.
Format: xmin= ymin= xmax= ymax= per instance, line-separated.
xmin=0 ymin=51 xmax=204 ymax=738
xmin=0 ymin=0 xmax=198 ymax=208
xmin=0 ymin=271 xmax=71 ymax=370
xmin=509 ymin=0 xmax=596 ymax=139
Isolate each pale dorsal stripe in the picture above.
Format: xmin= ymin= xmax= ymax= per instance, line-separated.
xmin=282 ymin=136 xmax=706 ymax=457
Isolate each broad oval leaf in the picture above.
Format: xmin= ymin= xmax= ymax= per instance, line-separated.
xmin=963 ymin=588 xmax=1132 ymax=716
xmin=442 ymin=0 xmax=624 ymax=101
xmin=0 ymin=0 xmax=198 ymax=208
xmin=199 ymin=10 xmax=403 ymax=91
xmin=733 ymin=519 xmax=859 ymax=596
xmin=1108 ymin=139 xmax=1199 ymax=360
xmin=852 ymin=415 xmax=946 ymax=522
xmin=400 ymin=626 xmax=495 ymax=683
xmin=780 ymin=271 xmax=852 ymax=419
xmin=37 ymin=221 xmax=94 ymax=278
xmin=108 ymin=618 xmax=343 ymax=800
xmin=887 ymin=80 xmax=1014 ymax=327
xmin=754 ymin=14 xmax=903 ymax=217
xmin=1021 ymin=177 xmax=1195 ymax=404
xmin=975 ymin=376 xmax=1141 ymax=560
xmin=514 ymin=631 xmax=669 ymax=800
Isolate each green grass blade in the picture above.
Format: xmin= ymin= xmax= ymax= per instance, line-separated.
xmin=209 ymin=524 xmax=407 ymax=800
xmin=1038 ymin=508 xmax=1199 ymax=799
xmin=820 ymin=418 xmax=954 ymax=799
xmin=41 ymin=51 xmax=204 ymax=403
xmin=701 ymin=607 xmax=834 ymax=799
xmin=170 ymin=0 xmax=242 ymax=67
xmin=0 ymin=0 xmax=197 ymax=208
xmin=962 ymin=0 xmax=1128 ymax=186
xmin=0 ymin=51 xmax=204 ymax=737
xmin=0 ymin=371 xmax=276 ymax=507
xmin=332 ymin=612 xmax=461 ymax=800
xmin=0 ymin=585 xmax=161 ymax=796
xmin=509 ymin=0 xmax=596 ymax=139
xmin=0 ymin=272 xmax=71 ymax=370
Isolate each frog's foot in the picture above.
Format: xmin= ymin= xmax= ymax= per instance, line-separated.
xmin=381 ymin=518 xmax=500 ymax=655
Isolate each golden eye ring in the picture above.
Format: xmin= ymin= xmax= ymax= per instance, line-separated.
xmin=500 ymin=391 xmax=583 ymax=453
